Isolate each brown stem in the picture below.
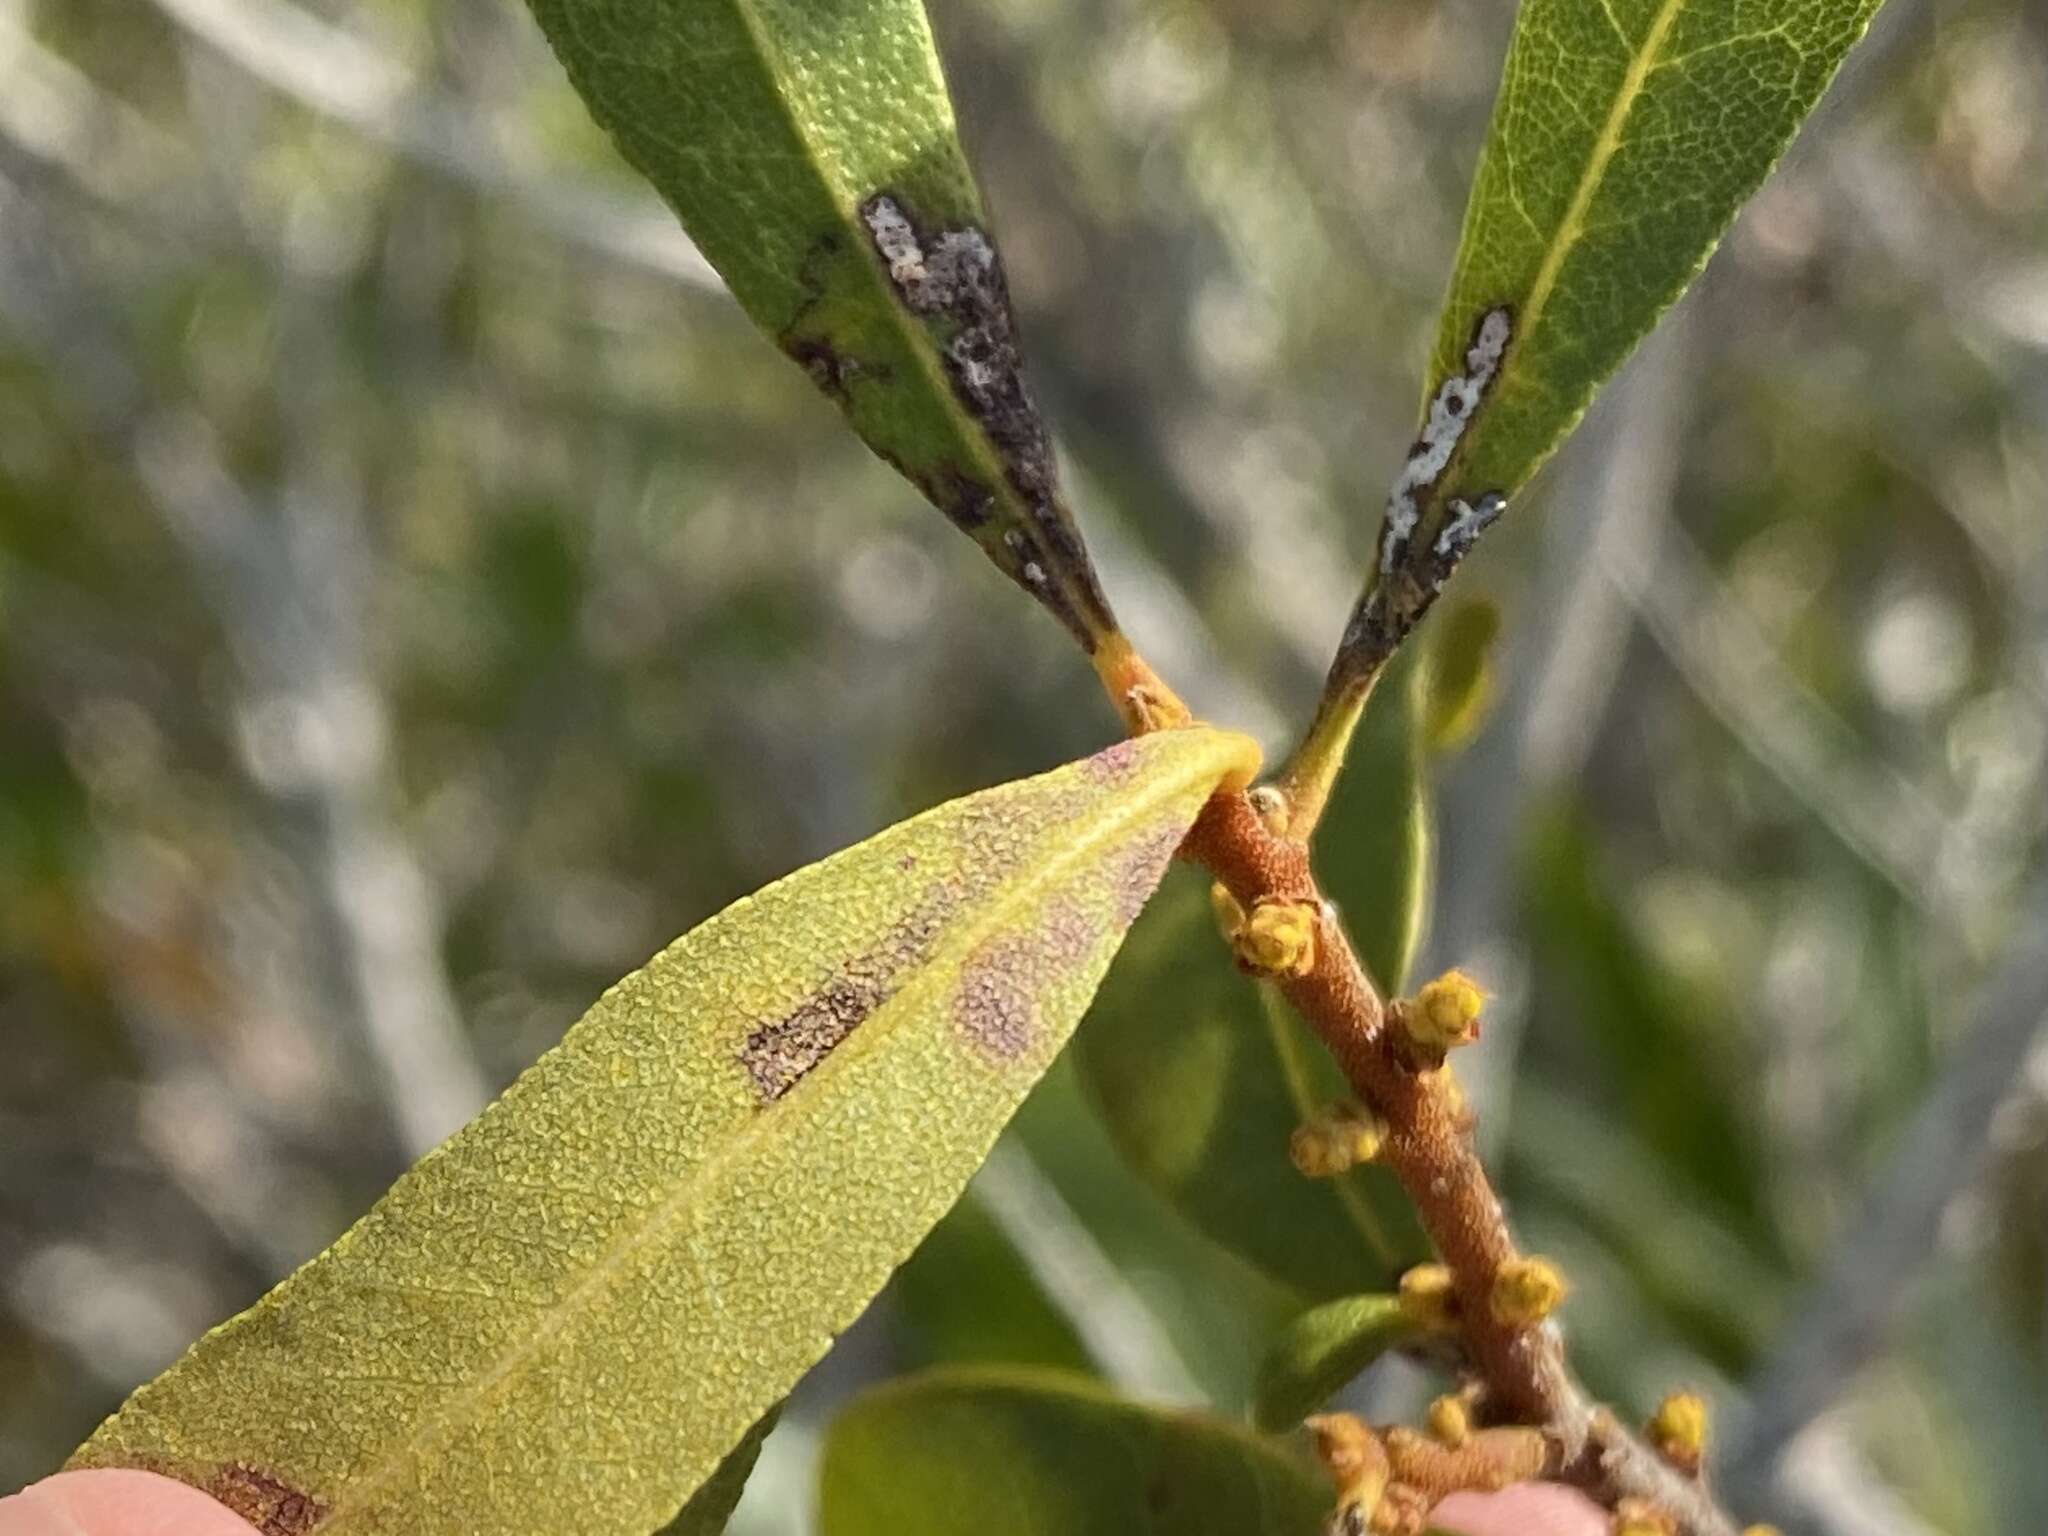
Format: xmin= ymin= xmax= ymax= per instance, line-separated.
xmin=1180 ymin=785 xmax=1744 ymax=1536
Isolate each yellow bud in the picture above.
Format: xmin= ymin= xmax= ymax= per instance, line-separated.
xmin=1210 ymin=881 xmax=1246 ymax=942
xmin=1397 ymin=1263 xmax=1458 ymax=1330
xmin=1613 ymin=1499 xmax=1676 ymax=1536
xmin=1404 ymin=970 xmax=1485 ymax=1052
xmin=1489 ymin=1256 xmax=1567 ymax=1327
xmin=1647 ymin=1390 xmax=1709 ymax=1474
xmin=1304 ymin=1413 xmax=1389 ymax=1513
xmin=1424 ymin=1393 xmax=1471 ymax=1448
xmin=1289 ymin=1102 xmax=1386 ymax=1178
xmin=1741 ymin=1527 xmax=1784 ymax=1536
xmin=1232 ymin=897 xmax=1318 ymax=978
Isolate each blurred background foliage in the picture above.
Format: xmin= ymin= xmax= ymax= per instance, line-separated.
xmin=1 ymin=0 xmax=2045 ymax=1531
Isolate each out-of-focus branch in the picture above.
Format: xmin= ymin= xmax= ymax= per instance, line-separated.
xmin=142 ymin=0 xmax=719 ymax=287
xmin=1612 ymin=508 xmax=1946 ymax=916
xmin=0 ymin=166 xmax=488 ymax=1160
xmin=970 ymin=1142 xmax=1204 ymax=1404
xmin=1722 ymin=876 xmax=2048 ymax=1499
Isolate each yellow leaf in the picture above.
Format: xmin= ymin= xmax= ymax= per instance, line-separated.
xmin=70 ymin=727 xmax=1259 ymax=1535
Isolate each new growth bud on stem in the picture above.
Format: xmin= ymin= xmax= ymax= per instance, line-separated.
xmin=1614 ymin=1499 xmax=1678 ymax=1536
xmin=1396 ymin=969 xmax=1485 ymax=1056
xmin=1425 ymin=1392 xmax=1472 ymax=1448
xmin=1231 ymin=897 xmax=1319 ymax=979
xmin=1489 ymin=1256 xmax=1567 ymax=1326
xmin=1290 ymin=1101 xmax=1387 ymax=1177
xmin=1397 ymin=1263 xmax=1458 ymax=1330
xmin=1647 ymin=1391 xmax=1709 ymax=1476
xmin=1306 ymin=1413 xmax=1390 ymax=1516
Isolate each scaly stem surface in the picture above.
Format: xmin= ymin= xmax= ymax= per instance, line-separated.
xmin=1174 ymin=784 xmax=1742 ymax=1535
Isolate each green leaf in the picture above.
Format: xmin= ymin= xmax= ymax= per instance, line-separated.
xmin=1519 ymin=801 xmax=1772 ymax=1241
xmin=69 ymin=728 xmax=1259 ymax=1535
xmin=819 ymin=1367 xmax=1326 ymax=1536
xmin=1253 ymin=1294 xmax=1420 ymax=1432
xmin=521 ymin=0 xmax=1119 ymax=651
xmin=654 ymin=1407 xmax=778 ymax=1536
xmin=1420 ymin=0 xmax=1883 ymax=513
xmin=1073 ymin=869 xmax=1427 ymax=1303
xmin=1422 ymin=599 xmax=1503 ymax=757
xmin=893 ymin=1187 xmax=1095 ymax=1376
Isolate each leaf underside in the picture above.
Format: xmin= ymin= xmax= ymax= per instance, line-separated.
xmin=522 ymin=0 xmax=1117 ymax=650
xmin=70 ymin=728 xmax=1258 ymax=1535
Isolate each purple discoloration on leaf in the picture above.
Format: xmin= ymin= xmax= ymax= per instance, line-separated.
xmin=1109 ymin=821 xmax=1186 ymax=925
xmin=208 ymin=1465 xmax=327 ymax=1536
xmin=954 ymin=898 xmax=1108 ymax=1063
xmin=1080 ymin=738 xmax=1143 ymax=784
xmin=954 ymin=937 xmax=1038 ymax=1061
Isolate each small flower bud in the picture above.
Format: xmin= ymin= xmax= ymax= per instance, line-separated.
xmin=1232 ymin=897 xmax=1318 ymax=978
xmin=1289 ymin=1102 xmax=1387 ymax=1177
xmin=1401 ymin=969 xmax=1485 ymax=1052
xmin=1613 ymin=1499 xmax=1676 ymax=1536
xmin=1210 ymin=881 xmax=1246 ymax=942
xmin=1424 ymin=1393 xmax=1471 ymax=1448
xmin=1741 ymin=1526 xmax=1784 ymax=1536
xmin=1304 ymin=1413 xmax=1390 ymax=1513
xmin=1489 ymin=1256 xmax=1567 ymax=1326
xmin=1397 ymin=1263 xmax=1458 ymax=1330
xmin=1647 ymin=1390 xmax=1708 ymax=1475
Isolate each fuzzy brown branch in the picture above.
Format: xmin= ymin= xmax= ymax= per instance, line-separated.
xmin=1178 ymin=784 xmax=1745 ymax=1536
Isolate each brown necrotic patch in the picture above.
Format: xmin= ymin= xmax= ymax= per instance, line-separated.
xmin=739 ymin=895 xmax=951 ymax=1102
xmin=207 ymin=1464 xmax=328 ymax=1536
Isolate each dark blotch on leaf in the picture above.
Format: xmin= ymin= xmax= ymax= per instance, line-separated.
xmin=739 ymin=899 xmax=950 ymax=1101
xmin=207 ymin=1465 xmax=327 ymax=1536
xmin=858 ymin=192 xmax=1115 ymax=650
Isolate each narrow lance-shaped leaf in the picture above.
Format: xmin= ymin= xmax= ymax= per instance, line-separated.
xmin=522 ymin=0 xmax=1120 ymax=654
xmin=1340 ymin=0 xmax=1884 ymax=680
xmin=70 ymin=727 xmax=1259 ymax=1536
xmin=820 ymin=1367 xmax=1327 ymax=1536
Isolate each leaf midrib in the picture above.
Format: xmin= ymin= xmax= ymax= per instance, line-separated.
xmin=1511 ymin=0 xmax=1688 ymax=359
xmin=318 ymin=748 xmax=1225 ymax=1529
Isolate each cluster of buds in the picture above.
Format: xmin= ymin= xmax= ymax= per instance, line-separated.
xmin=1211 ymin=882 xmax=1322 ymax=979
xmin=1290 ymin=1101 xmax=1387 ymax=1177
xmin=1307 ymin=1408 xmax=1550 ymax=1536
xmin=1390 ymin=969 xmax=1486 ymax=1063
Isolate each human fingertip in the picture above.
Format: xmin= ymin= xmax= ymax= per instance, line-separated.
xmin=0 ymin=1469 xmax=265 ymax=1536
xmin=1432 ymin=1481 xmax=1611 ymax=1536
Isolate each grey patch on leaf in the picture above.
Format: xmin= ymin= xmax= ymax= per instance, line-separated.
xmin=1379 ymin=305 xmax=1513 ymax=582
xmin=858 ymin=193 xmax=1114 ymax=650
xmin=1338 ymin=305 xmax=1515 ymax=676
